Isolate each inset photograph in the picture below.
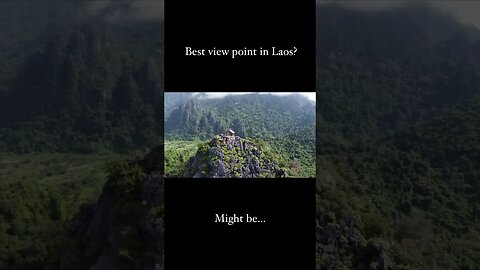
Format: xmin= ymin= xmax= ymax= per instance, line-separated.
xmin=164 ymin=92 xmax=316 ymax=178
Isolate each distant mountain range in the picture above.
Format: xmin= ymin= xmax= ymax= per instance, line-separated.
xmin=164 ymin=93 xmax=315 ymax=140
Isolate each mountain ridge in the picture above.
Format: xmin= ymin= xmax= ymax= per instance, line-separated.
xmin=164 ymin=93 xmax=316 ymax=178
xmin=181 ymin=134 xmax=288 ymax=178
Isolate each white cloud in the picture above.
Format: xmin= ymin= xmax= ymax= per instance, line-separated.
xmin=299 ymin=92 xmax=317 ymax=101
xmin=193 ymin=92 xmax=316 ymax=102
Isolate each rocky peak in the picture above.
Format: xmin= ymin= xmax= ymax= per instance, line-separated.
xmin=182 ymin=134 xmax=287 ymax=178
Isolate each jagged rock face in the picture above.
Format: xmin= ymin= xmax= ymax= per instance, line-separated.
xmin=182 ymin=135 xmax=287 ymax=178
xmin=60 ymin=147 xmax=165 ymax=270
xmin=316 ymin=211 xmax=390 ymax=270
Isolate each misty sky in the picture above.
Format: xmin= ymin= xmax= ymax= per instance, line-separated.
xmin=193 ymin=92 xmax=316 ymax=102
xmin=317 ymin=0 xmax=480 ymax=28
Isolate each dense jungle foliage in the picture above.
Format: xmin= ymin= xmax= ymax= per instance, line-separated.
xmin=0 ymin=2 xmax=163 ymax=269
xmin=315 ymin=4 xmax=480 ymax=269
xmin=0 ymin=1 xmax=164 ymax=154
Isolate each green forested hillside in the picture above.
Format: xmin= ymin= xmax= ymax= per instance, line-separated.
xmin=164 ymin=92 xmax=194 ymax=117
xmin=0 ymin=1 xmax=164 ymax=153
xmin=165 ymin=94 xmax=315 ymax=140
xmin=316 ymin=4 xmax=480 ymax=269
xmin=164 ymin=93 xmax=316 ymax=178
xmin=0 ymin=2 xmax=163 ymax=269
xmin=317 ymin=98 xmax=480 ymax=269
xmin=2 ymin=1 xmax=480 ymax=270
xmin=0 ymin=152 xmax=124 ymax=269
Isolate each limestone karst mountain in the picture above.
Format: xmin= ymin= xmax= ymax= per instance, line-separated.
xmin=182 ymin=133 xmax=288 ymax=178
xmin=163 ymin=93 xmax=316 ymax=178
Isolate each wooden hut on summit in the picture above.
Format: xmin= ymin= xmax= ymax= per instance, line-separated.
xmin=226 ymin=129 xmax=235 ymax=136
